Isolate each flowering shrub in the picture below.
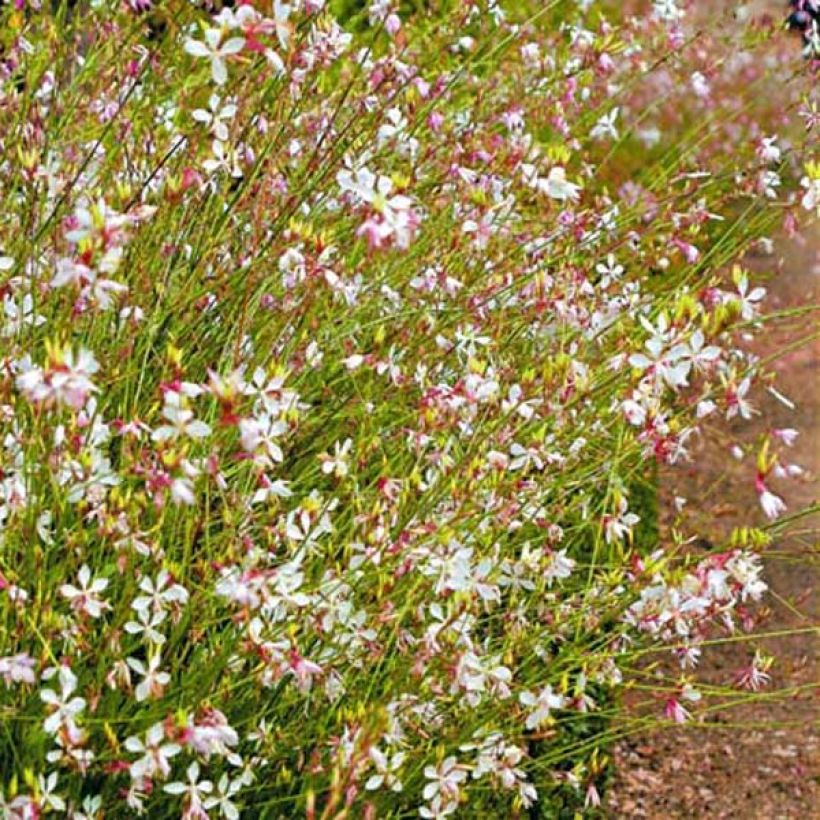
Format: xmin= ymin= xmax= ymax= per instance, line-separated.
xmin=0 ymin=0 xmax=816 ymax=817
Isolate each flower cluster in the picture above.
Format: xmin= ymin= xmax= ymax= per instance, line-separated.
xmin=0 ymin=0 xmax=815 ymax=817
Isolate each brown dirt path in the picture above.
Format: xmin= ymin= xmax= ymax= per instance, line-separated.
xmin=607 ymin=226 xmax=819 ymax=818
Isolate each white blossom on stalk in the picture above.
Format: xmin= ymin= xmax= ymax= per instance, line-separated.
xmin=37 ymin=773 xmax=66 ymax=813
xmin=60 ymin=565 xmax=110 ymax=618
xmin=163 ymin=763 xmax=213 ymax=814
xmin=204 ymin=773 xmax=243 ymax=820
xmin=757 ymin=484 xmax=786 ymax=521
xmin=337 ymin=166 xmax=418 ymax=249
xmin=16 ymin=348 xmax=99 ymax=410
xmin=185 ymin=29 xmax=245 ymax=86
xmin=192 ymin=94 xmax=237 ymax=142
xmin=319 ymin=438 xmax=353 ymax=478
xmin=3 ymin=292 xmax=46 ymax=336
xmin=132 ymin=570 xmax=189 ymax=614
xmin=124 ymin=722 xmax=181 ymax=781
xmin=590 ymin=107 xmax=619 ymax=141
xmin=126 ymin=655 xmax=171 ymax=702
xmin=800 ymin=172 xmax=820 ymax=215
xmin=543 ymin=166 xmax=582 ymax=202
xmin=544 ymin=549 xmax=575 ymax=586
xmin=421 ymin=757 xmax=468 ymax=815
xmin=151 ymin=403 xmax=211 ymax=442
xmin=365 ymin=747 xmax=406 ymax=792
xmin=0 ymin=653 xmax=36 ymax=686
xmin=519 ymin=685 xmax=565 ymax=729
xmin=40 ymin=666 xmax=86 ymax=735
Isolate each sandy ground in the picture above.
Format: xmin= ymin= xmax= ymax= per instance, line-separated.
xmin=607 ymin=226 xmax=819 ymax=818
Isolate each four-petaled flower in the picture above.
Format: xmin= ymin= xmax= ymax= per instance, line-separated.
xmin=185 ymin=29 xmax=245 ymax=86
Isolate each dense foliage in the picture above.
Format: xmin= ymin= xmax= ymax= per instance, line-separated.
xmin=0 ymin=0 xmax=816 ymax=817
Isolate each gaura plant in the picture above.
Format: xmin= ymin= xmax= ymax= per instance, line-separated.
xmin=0 ymin=0 xmax=816 ymax=817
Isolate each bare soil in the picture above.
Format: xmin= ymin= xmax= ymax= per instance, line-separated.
xmin=607 ymin=227 xmax=820 ymax=819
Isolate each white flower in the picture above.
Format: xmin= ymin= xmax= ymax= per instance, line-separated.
xmin=132 ymin=570 xmax=189 ymax=614
xmin=124 ymin=608 xmax=168 ymax=645
xmin=590 ymin=107 xmax=619 ymax=141
xmin=758 ymin=487 xmax=786 ymax=521
xmin=164 ymin=762 xmax=213 ymax=810
xmin=126 ymin=655 xmax=171 ymax=702
xmin=60 ymin=565 xmax=110 ymax=618
xmin=125 ymin=722 xmax=181 ymax=781
xmin=0 ymin=653 xmax=36 ymax=686
xmin=40 ymin=666 xmax=86 ymax=735
xmin=690 ymin=71 xmax=710 ymax=98
xmin=733 ymin=271 xmax=766 ymax=320
xmin=337 ymin=166 xmax=417 ymax=248
xmin=422 ymin=756 xmax=467 ymax=806
xmin=544 ymin=166 xmax=582 ymax=202
xmin=204 ymin=773 xmax=242 ymax=820
xmin=800 ymin=174 xmax=820 ymax=216
xmin=365 ymin=748 xmax=406 ymax=792
xmin=519 ymin=684 xmax=565 ymax=729
xmin=544 ymin=549 xmax=575 ymax=586
xmin=319 ymin=438 xmax=353 ymax=478
xmin=652 ymin=0 xmax=684 ymax=22
xmin=151 ymin=403 xmax=211 ymax=442
xmin=3 ymin=292 xmax=46 ymax=336
xmin=239 ymin=414 xmax=287 ymax=464
xmin=757 ymin=136 xmax=781 ymax=164
xmin=185 ymin=29 xmax=245 ymax=86
xmin=192 ymin=94 xmax=237 ymax=142
xmin=16 ymin=348 xmax=99 ymax=410
xmin=37 ymin=773 xmax=65 ymax=812
xmin=772 ymin=428 xmax=799 ymax=447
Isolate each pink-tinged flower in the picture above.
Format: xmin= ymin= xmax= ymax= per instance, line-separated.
xmin=287 ymin=649 xmax=323 ymax=692
xmin=184 ymin=29 xmax=245 ymax=86
xmin=16 ymin=347 xmax=99 ymax=411
xmin=725 ymin=377 xmax=754 ymax=420
xmin=734 ymin=652 xmax=772 ymax=691
xmin=428 ymin=111 xmax=445 ymax=131
xmin=663 ymin=697 xmax=690 ymax=724
xmin=422 ymin=756 xmax=468 ymax=808
xmin=239 ymin=414 xmax=287 ymax=464
xmin=772 ymin=428 xmax=799 ymax=447
xmin=585 ymin=783 xmax=602 ymax=809
xmin=755 ymin=474 xmax=786 ymax=521
xmin=183 ymin=708 xmax=239 ymax=759
xmin=60 ymin=565 xmax=110 ymax=619
xmin=544 ymin=549 xmax=575 ymax=586
xmin=124 ymin=722 xmax=181 ymax=781
xmin=337 ymin=167 xmax=419 ymax=250
xmin=0 ymin=653 xmax=36 ymax=686
xmin=126 ymin=655 xmax=171 ymax=702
